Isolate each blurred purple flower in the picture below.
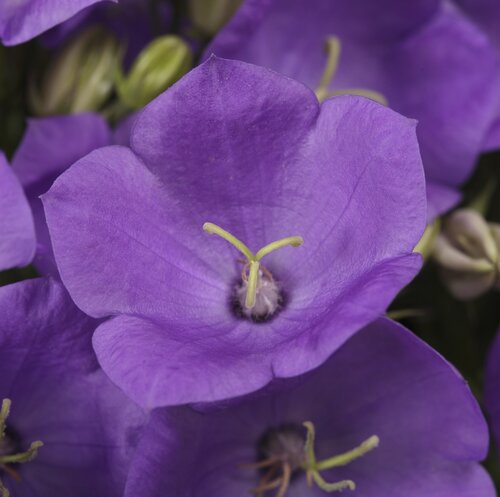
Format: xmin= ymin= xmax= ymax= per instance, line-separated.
xmin=43 ymin=57 xmax=426 ymax=408
xmin=207 ymin=0 xmax=500 ymax=219
xmin=0 ymin=277 xmax=145 ymax=497
xmin=0 ymin=0 xmax=112 ymax=45
xmin=125 ymin=318 xmax=494 ymax=497
xmin=11 ymin=112 xmax=136 ymax=276
xmin=453 ymin=0 xmax=500 ymax=152
xmin=0 ymin=153 xmax=35 ymax=271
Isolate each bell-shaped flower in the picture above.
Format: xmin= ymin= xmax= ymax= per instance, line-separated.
xmin=0 ymin=278 xmax=145 ymax=496
xmin=43 ymin=57 xmax=426 ymax=407
xmin=124 ymin=319 xmax=494 ymax=497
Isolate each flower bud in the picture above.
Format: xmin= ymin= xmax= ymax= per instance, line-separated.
xmin=115 ymin=35 xmax=193 ymax=110
xmin=29 ymin=27 xmax=122 ymax=116
xmin=188 ymin=0 xmax=242 ymax=36
xmin=432 ymin=208 xmax=500 ymax=299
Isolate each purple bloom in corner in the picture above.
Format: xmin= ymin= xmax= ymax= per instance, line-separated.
xmin=0 ymin=0 xmax=114 ymax=45
xmin=11 ymin=113 xmax=112 ymax=276
xmin=0 ymin=277 xmax=145 ymax=497
xmin=43 ymin=57 xmax=426 ymax=407
xmin=484 ymin=327 xmax=500 ymax=465
xmin=125 ymin=319 xmax=494 ymax=497
xmin=207 ymin=0 xmax=500 ymax=219
xmin=0 ymin=153 xmax=35 ymax=272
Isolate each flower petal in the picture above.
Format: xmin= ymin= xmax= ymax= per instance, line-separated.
xmin=0 ymin=152 xmax=35 ymax=271
xmin=12 ymin=113 xmax=111 ymax=276
xmin=0 ymin=0 xmax=115 ymax=45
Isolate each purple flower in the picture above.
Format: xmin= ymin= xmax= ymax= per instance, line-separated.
xmin=124 ymin=318 xmax=494 ymax=497
xmin=484 ymin=327 xmax=500 ymax=464
xmin=207 ymin=0 xmax=500 ymax=219
xmin=453 ymin=0 xmax=500 ymax=152
xmin=43 ymin=57 xmax=426 ymax=407
xmin=11 ymin=113 xmax=112 ymax=276
xmin=0 ymin=153 xmax=35 ymax=272
xmin=0 ymin=0 xmax=112 ymax=45
xmin=0 ymin=277 xmax=145 ymax=497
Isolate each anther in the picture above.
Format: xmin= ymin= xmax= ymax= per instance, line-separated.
xmin=203 ymin=223 xmax=303 ymax=315
xmin=315 ymin=36 xmax=388 ymax=105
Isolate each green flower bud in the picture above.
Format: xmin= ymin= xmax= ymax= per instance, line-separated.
xmin=29 ymin=27 xmax=122 ymax=116
xmin=188 ymin=0 xmax=242 ymax=36
xmin=432 ymin=209 xmax=500 ymax=300
xmin=116 ymin=35 xmax=193 ymax=110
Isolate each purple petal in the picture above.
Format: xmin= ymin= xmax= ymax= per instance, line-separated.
xmin=0 ymin=0 xmax=115 ymax=45
xmin=43 ymin=145 xmax=228 ymax=320
xmin=93 ymin=254 xmax=421 ymax=406
xmin=12 ymin=113 xmax=111 ymax=276
xmin=0 ymin=152 xmax=35 ymax=271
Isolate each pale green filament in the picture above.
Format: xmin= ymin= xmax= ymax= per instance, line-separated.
xmin=315 ymin=36 xmax=388 ymax=106
xmin=0 ymin=399 xmax=43 ymax=497
xmin=302 ymin=421 xmax=379 ymax=492
xmin=203 ymin=222 xmax=304 ymax=309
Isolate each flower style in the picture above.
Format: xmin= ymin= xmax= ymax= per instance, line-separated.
xmin=124 ymin=319 xmax=494 ymax=497
xmin=43 ymin=57 xmax=426 ymax=407
xmin=0 ymin=153 xmax=35 ymax=272
xmin=0 ymin=0 xmax=112 ymax=45
xmin=0 ymin=277 xmax=145 ymax=497
xmin=207 ymin=0 xmax=500 ymax=219
xmin=11 ymin=113 xmax=112 ymax=276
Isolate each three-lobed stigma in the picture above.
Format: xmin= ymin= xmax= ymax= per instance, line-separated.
xmin=203 ymin=222 xmax=303 ymax=319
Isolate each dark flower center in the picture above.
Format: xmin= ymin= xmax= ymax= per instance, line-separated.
xmin=242 ymin=421 xmax=379 ymax=497
xmin=203 ymin=222 xmax=303 ymax=321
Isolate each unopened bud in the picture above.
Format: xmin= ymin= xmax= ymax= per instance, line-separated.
xmin=432 ymin=209 xmax=500 ymax=299
xmin=116 ymin=35 xmax=193 ymax=110
xmin=29 ymin=27 xmax=122 ymax=116
xmin=188 ymin=0 xmax=243 ymax=36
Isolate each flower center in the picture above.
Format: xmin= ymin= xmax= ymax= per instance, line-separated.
xmin=243 ymin=421 xmax=379 ymax=496
xmin=0 ymin=399 xmax=43 ymax=497
xmin=203 ymin=223 xmax=304 ymax=321
xmin=315 ymin=36 xmax=388 ymax=105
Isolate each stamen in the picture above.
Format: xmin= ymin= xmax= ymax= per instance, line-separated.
xmin=203 ymin=222 xmax=303 ymax=312
xmin=0 ymin=399 xmax=43 ymax=497
xmin=315 ymin=36 xmax=388 ymax=106
xmin=302 ymin=421 xmax=379 ymax=493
